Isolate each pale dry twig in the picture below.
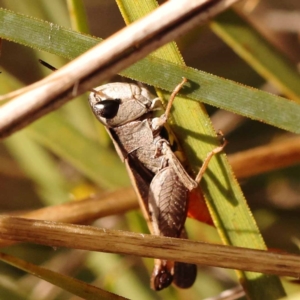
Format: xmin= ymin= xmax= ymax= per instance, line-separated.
xmin=0 ymin=0 xmax=239 ymax=139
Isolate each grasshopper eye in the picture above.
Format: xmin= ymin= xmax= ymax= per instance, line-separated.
xmin=94 ymin=99 xmax=121 ymax=119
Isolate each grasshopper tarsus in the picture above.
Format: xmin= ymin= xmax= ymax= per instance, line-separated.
xmin=151 ymin=261 xmax=173 ymax=291
xmin=194 ymin=131 xmax=227 ymax=185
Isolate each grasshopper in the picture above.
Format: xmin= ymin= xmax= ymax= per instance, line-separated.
xmin=37 ymin=60 xmax=225 ymax=290
xmin=89 ymin=78 xmax=226 ymax=290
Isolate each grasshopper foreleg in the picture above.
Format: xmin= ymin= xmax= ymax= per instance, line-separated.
xmin=151 ymin=77 xmax=187 ymax=131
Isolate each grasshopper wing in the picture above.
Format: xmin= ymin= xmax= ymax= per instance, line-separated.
xmin=187 ymin=188 xmax=213 ymax=225
xmin=125 ymin=154 xmax=154 ymax=232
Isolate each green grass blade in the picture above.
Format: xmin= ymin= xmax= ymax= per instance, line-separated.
xmin=87 ymin=252 xmax=157 ymax=300
xmin=0 ymin=69 xmax=127 ymax=196
xmin=28 ymin=113 xmax=129 ymax=188
xmin=0 ymin=4 xmax=295 ymax=297
xmin=0 ymin=71 xmax=71 ymax=205
xmin=0 ymin=8 xmax=95 ymax=59
xmin=0 ymin=8 xmax=299 ymax=134
xmin=124 ymin=57 xmax=300 ymax=134
xmin=211 ymin=10 xmax=300 ymax=102
xmin=60 ymin=0 xmax=109 ymax=147
xmin=66 ymin=0 xmax=90 ymax=33
xmin=116 ymin=1 xmax=285 ymax=299
xmin=2 ymin=0 xmax=70 ymax=31
xmin=116 ymin=0 xmax=184 ymax=64
xmin=0 ymin=252 xmax=128 ymax=300
xmin=4 ymin=131 xmax=70 ymax=205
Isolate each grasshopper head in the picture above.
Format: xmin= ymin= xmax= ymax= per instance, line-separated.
xmin=89 ymin=83 xmax=162 ymax=127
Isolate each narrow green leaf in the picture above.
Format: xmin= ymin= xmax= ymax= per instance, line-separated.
xmin=66 ymin=0 xmax=90 ymax=33
xmin=0 ymin=8 xmax=299 ymax=134
xmin=116 ymin=1 xmax=285 ymax=299
xmin=0 ymin=71 xmax=71 ymax=205
xmin=0 ymin=8 xmax=96 ymax=59
xmin=211 ymin=10 xmax=300 ymax=102
xmin=87 ymin=252 xmax=156 ymax=300
xmin=0 ymin=252 xmax=128 ymax=300
xmin=0 ymin=69 xmax=126 ymax=197
xmin=63 ymin=0 xmax=109 ymax=147
xmin=4 ymin=131 xmax=70 ymax=205
xmin=125 ymin=57 xmax=300 ymax=134
xmin=2 ymin=0 xmax=70 ymax=28
xmin=0 ymin=2 xmax=295 ymax=298
xmin=116 ymin=0 xmax=184 ymax=64
xmin=28 ymin=113 xmax=129 ymax=189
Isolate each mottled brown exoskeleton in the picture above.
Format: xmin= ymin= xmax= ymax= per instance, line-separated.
xmin=89 ymin=78 xmax=226 ymax=290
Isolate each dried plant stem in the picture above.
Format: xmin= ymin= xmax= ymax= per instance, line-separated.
xmin=20 ymin=187 xmax=137 ymax=223
xmin=229 ymin=136 xmax=300 ymax=178
xmin=1 ymin=134 xmax=299 ymax=247
xmin=0 ymin=0 xmax=239 ymax=140
xmin=1 ymin=134 xmax=298 ymax=247
xmin=0 ymin=216 xmax=299 ymax=278
xmin=0 ymin=188 xmax=137 ymax=248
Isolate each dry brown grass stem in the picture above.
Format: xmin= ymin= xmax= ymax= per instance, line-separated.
xmin=0 ymin=188 xmax=137 ymax=247
xmin=0 ymin=215 xmax=299 ymax=278
xmin=229 ymin=136 xmax=300 ymax=178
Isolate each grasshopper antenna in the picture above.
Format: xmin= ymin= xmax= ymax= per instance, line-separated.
xmin=38 ymin=59 xmax=58 ymax=71
xmin=38 ymin=59 xmax=103 ymax=96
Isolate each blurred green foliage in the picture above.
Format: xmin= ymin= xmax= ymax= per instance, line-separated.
xmin=0 ymin=0 xmax=299 ymax=299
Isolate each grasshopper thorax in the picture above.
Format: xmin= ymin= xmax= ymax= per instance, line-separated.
xmin=89 ymin=83 xmax=162 ymax=128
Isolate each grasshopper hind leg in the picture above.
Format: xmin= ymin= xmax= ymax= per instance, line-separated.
xmin=148 ymin=166 xmax=188 ymax=237
xmin=173 ymin=228 xmax=197 ymax=289
xmin=173 ymin=261 xmax=197 ymax=289
xmin=149 ymin=166 xmax=197 ymax=290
